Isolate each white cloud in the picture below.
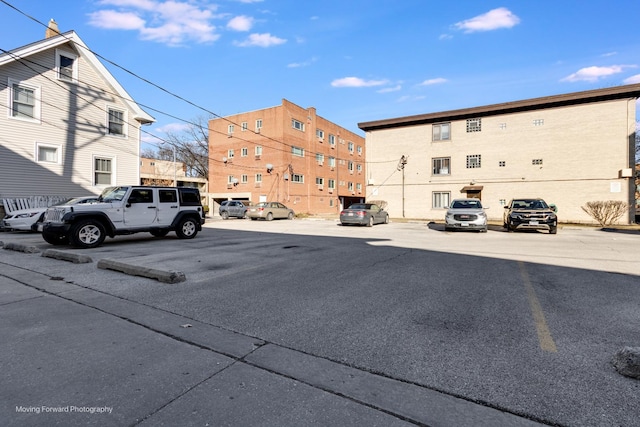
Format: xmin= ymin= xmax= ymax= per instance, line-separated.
xmin=88 ymin=1 xmax=220 ymax=46
xmin=377 ymin=85 xmax=402 ymax=93
xmin=624 ymin=74 xmax=640 ymax=84
xmin=156 ymin=123 xmax=191 ymax=133
xmin=88 ymin=10 xmax=145 ymax=30
xmin=561 ymin=65 xmax=633 ymax=82
xmin=287 ymin=57 xmax=317 ymax=68
xmin=235 ymin=33 xmax=286 ymax=47
xmin=227 ymin=15 xmax=254 ymax=32
xmin=331 ymin=77 xmax=388 ymax=88
xmin=420 ymin=78 xmax=447 ymax=86
xmin=453 ymin=7 xmax=520 ymax=33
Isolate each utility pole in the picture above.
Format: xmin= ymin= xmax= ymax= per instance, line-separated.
xmin=397 ymin=155 xmax=407 ymax=217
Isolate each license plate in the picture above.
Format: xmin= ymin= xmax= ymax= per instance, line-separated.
xmin=529 ymin=220 xmax=539 ymax=225
xmin=347 ymin=213 xmax=353 ymax=216
xmin=461 ymin=223 xmax=469 ymax=227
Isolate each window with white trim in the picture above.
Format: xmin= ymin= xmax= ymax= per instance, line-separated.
xmin=241 ymin=174 xmax=248 ymax=183
xmin=329 ymin=157 xmax=336 ymax=168
xmin=348 ymin=182 xmax=354 ymax=192
xmin=316 ymin=129 xmax=324 ymax=139
xmin=256 ymin=119 xmax=263 ymax=131
xmin=329 ymin=134 xmax=336 ymax=147
xmin=255 ymin=173 xmax=263 ymax=183
xmin=291 ymin=146 xmax=304 ymax=157
xmin=348 ymin=141 xmax=354 ymax=153
xmin=328 ymin=179 xmax=335 ymax=189
xmin=356 ymin=183 xmax=362 ymax=192
xmin=432 ymin=123 xmax=451 ymax=141
xmin=36 ymin=142 xmax=61 ymax=164
xmin=292 ymin=173 xmax=304 ymax=183
xmin=348 ymin=161 xmax=354 ymax=173
xmin=56 ymin=49 xmax=78 ymax=82
xmin=9 ymin=79 xmax=40 ymax=121
xmin=228 ymin=124 xmax=234 ymax=135
xmin=241 ymin=147 xmax=248 ymax=157
xmin=94 ymin=157 xmax=113 ymax=185
xmin=316 ymin=177 xmax=324 ymax=185
xmin=227 ymin=149 xmax=234 ymax=159
xmin=357 ymin=145 xmax=363 ymax=156
xmin=241 ymin=122 xmax=248 ymax=131
xmin=292 ymin=119 xmax=305 ymax=131
xmin=316 ymin=153 xmax=324 ymax=165
xmin=433 ymin=191 xmax=450 ymax=208
xmin=255 ymin=146 xmax=262 ymax=157
xmin=107 ymin=108 xmax=126 ymax=136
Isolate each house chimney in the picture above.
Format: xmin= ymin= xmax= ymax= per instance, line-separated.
xmin=45 ymin=19 xmax=60 ymax=39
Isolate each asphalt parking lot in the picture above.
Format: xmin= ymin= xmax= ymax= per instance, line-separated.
xmin=1 ymin=218 xmax=639 ymax=426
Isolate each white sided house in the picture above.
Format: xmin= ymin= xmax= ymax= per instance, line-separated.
xmin=0 ymin=20 xmax=154 ymax=213
xmin=359 ymin=84 xmax=640 ymax=225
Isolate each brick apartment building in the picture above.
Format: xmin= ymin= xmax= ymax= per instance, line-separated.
xmin=208 ymin=99 xmax=366 ymax=215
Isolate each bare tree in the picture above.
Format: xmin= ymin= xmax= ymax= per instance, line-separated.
xmin=581 ymin=200 xmax=629 ymax=227
xmin=159 ymin=115 xmax=210 ymax=180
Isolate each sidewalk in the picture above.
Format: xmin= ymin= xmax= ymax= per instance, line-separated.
xmin=0 ymin=258 xmax=549 ymax=426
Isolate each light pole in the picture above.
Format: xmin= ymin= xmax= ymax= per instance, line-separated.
xmin=397 ymin=155 xmax=407 ymax=218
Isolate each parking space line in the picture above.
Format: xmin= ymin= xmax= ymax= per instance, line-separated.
xmin=518 ymin=261 xmax=557 ymax=353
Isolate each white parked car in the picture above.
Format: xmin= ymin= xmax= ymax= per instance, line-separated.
xmin=2 ymin=197 xmax=99 ymax=232
xmin=444 ymin=198 xmax=488 ymax=232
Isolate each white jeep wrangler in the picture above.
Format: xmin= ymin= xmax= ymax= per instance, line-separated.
xmin=41 ymin=186 xmax=205 ymax=248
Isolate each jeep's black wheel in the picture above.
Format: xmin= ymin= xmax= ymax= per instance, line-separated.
xmin=150 ymin=229 xmax=169 ymax=237
xmin=221 ymin=211 xmax=229 ymax=220
xmin=176 ymin=217 xmax=198 ymax=239
xmin=70 ymin=219 xmax=106 ymax=248
xmin=42 ymin=231 xmax=69 ymax=245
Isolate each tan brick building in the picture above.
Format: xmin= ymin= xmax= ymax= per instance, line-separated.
xmin=208 ymin=99 xmax=365 ymax=215
xmin=359 ymin=84 xmax=640 ymax=224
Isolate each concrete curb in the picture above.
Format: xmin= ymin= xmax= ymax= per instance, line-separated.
xmin=97 ymin=258 xmax=186 ymax=283
xmin=1 ymin=242 xmax=40 ymax=254
xmin=612 ymin=347 xmax=640 ymax=379
xmin=41 ymin=249 xmax=93 ymax=264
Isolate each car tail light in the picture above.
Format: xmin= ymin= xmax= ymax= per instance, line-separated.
xmin=357 ymin=211 xmax=366 ymax=216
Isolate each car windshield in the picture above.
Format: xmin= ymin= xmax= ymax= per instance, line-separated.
xmin=99 ymin=186 xmax=129 ymax=202
xmin=255 ymin=202 xmax=268 ymax=208
xmin=451 ymin=200 xmax=482 ymax=209
xmin=513 ymin=199 xmax=548 ymax=209
xmin=348 ymin=204 xmax=371 ymax=210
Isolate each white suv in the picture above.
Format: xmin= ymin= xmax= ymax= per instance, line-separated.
xmin=41 ymin=186 xmax=205 ymax=248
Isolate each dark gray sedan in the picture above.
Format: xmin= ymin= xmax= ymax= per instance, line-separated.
xmin=340 ymin=203 xmax=389 ymax=227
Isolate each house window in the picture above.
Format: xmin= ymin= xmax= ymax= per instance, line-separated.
xmin=357 ymin=145 xmax=363 ymax=156
xmin=228 ymin=124 xmax=234 ymax=135
xmin=432 ymin=157 xmax=450 ymax=175
xmin=356 ymin=183 xmax=362 ymax=192
xmin=316 ymin=129 xmax=324 ymax=140
xmin=292 ymin=119 xmax=305 ymax=131
xmin=255 ymin=119 xmax=263 ymax=131
xmin=9 ymin=80 xmax=40 ymax=121
xmin=348 ymin=161 xmax=354 ymax=173
xmin=356 ymin=163 xmax=362 ymax=173
xmin=348 ymin=182 xmax=354 ymax=192
xmin=241 ymin=122 xmax=248 ymax=131
xmin=255 ymin=173 xmax=262 ymax=183
xmin=316 ymin=177 xmax=324 ymax=185
xmin=316 ymin=154 xmax=324 ymax=165
xmin=291 ymin=146 xmax=304 ymax=157
xmin=329 ymin=134 xmax=336 ymax=147
xmin=292 ymin=174 xmax=304 ymax=183
xmin=533 ymin=119 xmax=544 ymax=126
xmin=532 ymin=159 xmax=543 ymax=165
xmin=241 ymin=174 xmax=248 ymax=183
xmin=433 ymin=191 xmax=450 ymax=208
xmin=499 ymin=161 xmax=506 ymax=167
xmin=466 ymin=154 xmax=481 ymax=168
xmin=241 ymin=147 xmax=248 ymax=157
xmin=328 ymin=157 xmax=336 ymax=168
xmin=348 ymin=141 xmax=354 ymax=153
xmin=56 ymin=49 xmax=77 ymax=82
xmin=328 ymin=179 xmax=335 ymax=189
xmin=255 ymin=146 xmax=262 ymax=157
xmin=227 ymin=149 xmax=234 ymax=159
xmin=94 ymin=157 xmax=113 ymax=185
xmin=432 ymin=123 xmax=451 ymax=141
xmin=466 ymin=118 xmax=482 ymax=133
xmin=36 ymin=143 xmax=60 ymax=164
xmin=107 ymin=108 xmax=125 ymax=136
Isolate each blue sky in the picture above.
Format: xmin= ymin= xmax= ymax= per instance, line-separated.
xmin=1 ymin=0 xmax=639 ymax=150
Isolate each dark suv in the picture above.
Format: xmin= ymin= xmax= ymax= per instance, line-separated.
xmin=219 ymin=200 xmax=249 ymax=219
xmin=503 ymin=198 xmax=558 ymax=234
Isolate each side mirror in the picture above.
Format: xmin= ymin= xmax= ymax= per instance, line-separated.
xmin=550 ymin=204 xmax=557 ymax=212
